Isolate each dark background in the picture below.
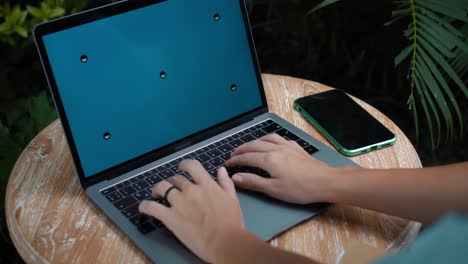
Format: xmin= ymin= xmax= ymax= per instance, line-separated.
xmin=1 ymin=0 xmax=466 ymax=262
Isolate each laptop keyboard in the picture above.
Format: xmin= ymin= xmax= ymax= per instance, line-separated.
xmin=100 ymin=119 xmax=318 ymax=234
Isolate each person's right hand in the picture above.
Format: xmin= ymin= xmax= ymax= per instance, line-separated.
xmin=225 ymin=133 xmax=346 ymax=204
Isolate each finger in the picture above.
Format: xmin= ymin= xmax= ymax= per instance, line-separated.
xmin=152 ymin=180 xmax=182 ymax=204
xmin=231 ymin=140 xmax=277 ymax=157
xmin=217 ymin=167 xmax=236 ymax=198
xmin=288 ymin=140 xmax=303 ymax=150
xmin=139 ymin=200 xmax=172 ymax=223
xmin=178 ymin=159 xmax=212 ymax=184
xmin=231 ymin=173 xmax=276 ymax=196
xmin=225 ymin=152 xmax=268 ymax=169
xmin=260 ymin=133 xmax=288 ymax=144
xmin=167 ymin=175 xmax=192 ymax=191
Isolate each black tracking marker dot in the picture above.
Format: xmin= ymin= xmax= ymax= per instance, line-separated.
xmin=160 ymin=71 xmax=167 ymax=79
xmin=80 ymin=55 xmax=88 ymax=63
xmin=231 ymin=84 xmax=237 ymax=91
xmin=103 ymin=132 xmax=111 ymax=140
xmin=214 ymin=13 xmax=220 ymax=21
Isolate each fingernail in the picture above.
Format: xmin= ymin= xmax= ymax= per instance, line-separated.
xmin=232 ymin=174 xmax=243 ymax=182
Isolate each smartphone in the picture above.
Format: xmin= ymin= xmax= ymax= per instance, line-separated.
xmin=294 ymin=89 xmax=396 ymax=156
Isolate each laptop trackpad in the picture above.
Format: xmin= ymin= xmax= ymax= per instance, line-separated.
xmin=237 ymin=190 xmax=328 ymax=241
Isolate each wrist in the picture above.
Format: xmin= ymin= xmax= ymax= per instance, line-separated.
xmin=209 ymin=225 xmax=246 ymax=262
xmin=321 ymin=166 xmax=365 ymax=203
xmin=210 ymin=227 xmax=260 ymax=263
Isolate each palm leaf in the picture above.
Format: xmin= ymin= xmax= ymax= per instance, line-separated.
xmin=306 ymin=0 xmax=341 ymax=16
xmin=393 ymin=0 xmax=468 ymax=146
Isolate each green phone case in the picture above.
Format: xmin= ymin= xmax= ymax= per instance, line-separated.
xmin=293 ymin=101 xmax=396 ymax=156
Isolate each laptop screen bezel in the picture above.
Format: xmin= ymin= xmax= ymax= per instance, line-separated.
xmin=33 ymin=0 xmax=268 ymax=188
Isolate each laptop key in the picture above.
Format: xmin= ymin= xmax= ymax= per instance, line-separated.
xmin=114 ymin=196 xmax=138 ymax=210
xmin=230 ymin=139 xmax=244 ymax=148
xmin=218 ymin=144 xmax=234 ymax=153
xmin=186 ymin=152 xmax=197 ymax=158
xmin=202 ymin=162 xmax=215 ymax=171
xmin=115 ymin=181 xmax=130 ymax=189
xmin=262 ymin=123 xmax=282 ymax=133
xmin=134 ymin=190 xmax=151 ymax=201
xmin=304 ymin=145 xmax=319 ymax=154
xmin=121 ymin=204 xmax=140 ymax=218
xmin=161 ymin=163 xmax=173 ymax=170
xmin=138 ymin=221 xmax=156 ymax=234
xmin=171 ymin=167 xmax=181 ymax=174
xmin=159 ymin=169 xmax=175 ymax=179
xmin=296 ymin=139 xmax=309 ymax=148
xmin=151 ymin=219 xmax=165 ymax=228
xmin=240 ymin=134 xmax=255 ymax=143
xmin=232 ymin=133 xmax=240 ymax=139
xmin=220 ymin=153 xmax=230 ymax=161
xmin=244 ymin=127 xmax=254 ymax=133
xmin=133 ymin=180 xmax=150 ymax=191
xmin=209 ymin=157 xmax=224 ymax=167
xmin=251 ymin=130 xmax=267 ymax=139
xmin=119 ymin=185 xmax=137 ymax=196
xmin=101 ymin=186 xmax=116 ymax=195
xmin=276 ymin=128 xmax=300 ymax=141
xmin=207 ymin=144 xmax=216 ymax=150
xmin=206 ymin=149 xmax=222 ymax=158
xmin=195 ymin=149 xmax=204 ymax=155
xmin=146 ymin=175 xmax=161 ymax=185
xmin=208 ymin=169 xmax=217 ymax=177
xmin=195 ymin=154 xmax=211 ymax=163
xmin=130 ymin=213 xmax=150 ymax=226
xmin=105 ymin=191 xmax=123 ymax=202
xmin=130 ymin=174 xmax=145 ymax=183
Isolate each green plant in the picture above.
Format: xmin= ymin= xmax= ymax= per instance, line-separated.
xmin=310 ymin=0 xmax=468 ymax=149
xmin=0 ymin=0 xmax=91 ymax=254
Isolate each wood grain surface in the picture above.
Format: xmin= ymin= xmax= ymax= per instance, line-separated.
xmin=6 ymin=74 xmax=422 ymax=263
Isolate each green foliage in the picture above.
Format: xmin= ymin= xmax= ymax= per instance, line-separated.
xmin=0 ymin=4 xmax=29 ymax=45
xmin=0 ymin=0 xmax=90 ymax=249
xmin=0 ymin=0 xmax=90 ymax=46
xmin=306 ymin=0 xmax=341 ymax=16
xmin=310 ymin=0 xmax=468 ymax=149
xmin=392 ymin=0 xmax=468 ymax=149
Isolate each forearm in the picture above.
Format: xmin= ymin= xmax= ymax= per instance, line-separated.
xmin=325 ymin=162 xmax=468 ymax=224
xmin=212 ymin=228 xmax=316 ymax=264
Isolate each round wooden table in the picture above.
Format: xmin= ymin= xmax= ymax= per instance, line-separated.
xmin=6 ymin=74 xmax=422 ymax=263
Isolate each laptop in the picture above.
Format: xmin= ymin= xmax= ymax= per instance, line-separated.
xmin=33 ymin=0 xmax=356 ymax=262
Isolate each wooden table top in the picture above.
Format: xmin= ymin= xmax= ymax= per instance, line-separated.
xmin=6 ymin=74 xmax=422 ymax=263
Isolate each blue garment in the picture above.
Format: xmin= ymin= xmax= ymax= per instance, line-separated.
xmin=376 ymin=213 xmax=468 ymax=264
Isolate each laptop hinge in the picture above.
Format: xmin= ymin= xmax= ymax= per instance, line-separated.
xmin=82 ymin=106 xmax=268 ymax=188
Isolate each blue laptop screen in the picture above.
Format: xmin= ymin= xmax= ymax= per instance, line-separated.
xmin=42 ymin=0 xmax=263 ymax=177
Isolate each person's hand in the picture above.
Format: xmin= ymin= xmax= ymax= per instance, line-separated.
xmin=139 ymin=160 xmax=244 ymax=263
xmin=225 ymin=133 xmax=341 ymax=204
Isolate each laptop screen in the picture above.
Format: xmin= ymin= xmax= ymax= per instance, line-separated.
xmin=41 ymin=0 xmax=263 ymax=177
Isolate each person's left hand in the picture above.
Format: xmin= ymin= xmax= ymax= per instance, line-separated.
xmin=139 ymin=159 xmax=244 ymax=263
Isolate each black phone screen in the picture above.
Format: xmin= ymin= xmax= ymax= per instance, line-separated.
xmin=295 ymin=90 xmax=395 ymax=151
